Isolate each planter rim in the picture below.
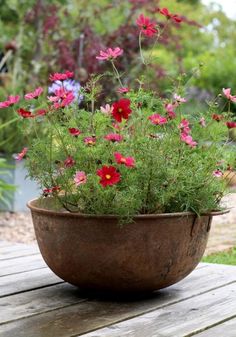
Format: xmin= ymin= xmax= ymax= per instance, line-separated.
xmin=27 ymin=198 xmax=229 ymax=219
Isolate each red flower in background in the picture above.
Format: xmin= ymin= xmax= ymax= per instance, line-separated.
xmin=15 ymin=147 xmax=28 ymax=161
xmin=212 ymin=114 xmax=223 ymax=122
xmin=25 ymin=87 xmax=43 ymax=100
xmin=36 ymin=109 xmax=47 ymax=116
xmin=136 ymin=14 xmax=157 ymax=37
xmin=112 ymin=98 xmax=132 ymax=122
xmin=64 ymin=156 xmax=76 ymax=168
xmin=17 ymin=108 xmax=34 ymax=118
xmin=226 ymin=121 xmax=236 ymax=129
xmin=49 ymin=70 xmax=74 ymax=82
xmin=69 ymin=128 xmax=81 ymax=136
xmin=114 ymin=152 xmax=135 ymax=167
xmin=104 ymin=133 xmax=123 ymax=142
xmin=97 ymin=165 xmax=121 ymax=187
xmin=159 ymin=8 xmax=182 ymax=23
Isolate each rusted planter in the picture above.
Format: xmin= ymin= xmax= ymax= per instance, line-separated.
xmin=28 ymin=198 xmax=228 ymax=292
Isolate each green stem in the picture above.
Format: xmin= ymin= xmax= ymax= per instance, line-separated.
xmin=111 ymin=60 xmax=123 ymax=87
xmin=139 ymin=31 xmax=146 ymax=65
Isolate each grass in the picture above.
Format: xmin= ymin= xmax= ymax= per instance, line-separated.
xmin=202 ymin=247 xmax=236 ymax=266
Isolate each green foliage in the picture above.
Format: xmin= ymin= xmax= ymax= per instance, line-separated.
xmin=203 ymin=247 xmax=236 ymax=266
xmin=0 ymin=157 xmax=16 ymax=207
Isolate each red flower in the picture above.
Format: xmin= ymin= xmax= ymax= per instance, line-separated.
xmin=15 ymin=147 xmax=28 ymax=161
xmin=43 ymin=186 xmax=60 ymax=196
xmin=114 ymin=152 xmax=135 ymax=167
xmin=69 ymin=128 xmax=81 ymax=136
xmin=149 ymin=114 xmax=167 ymax=125
xmin=212 ymin=114 xmax=223 ymax=122
xmin=64 ymin=156 xmax=76 ymax=168
xmin=104 ymin=133 xmax=123 ymax=142
xmin=49 ymin=70 xmax=74 ymax=82
xmin=226 ymin=121 xmax=236 ymax=129
xmin=136 ymin=14 xmax=158 ymax=37
xmin=36 ymin=109 xmax=47 ymax=116
xmin=25 ymin=87 xmax=43 ymax=100
xmin=17 ymin=108 xmax=34 ymax=118
xmin=97 ymin=165 xmax=121 ymax=187
xmin=112 ymin=98 xmax=132 ymax=122
xmin=159 ymin=8 xmax=182 ymax=23
xmin=84 ymin=136 xmax=96 ymax=145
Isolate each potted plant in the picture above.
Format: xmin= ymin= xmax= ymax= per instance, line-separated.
xmin=2 ymin=8 xmax=235 ymax=293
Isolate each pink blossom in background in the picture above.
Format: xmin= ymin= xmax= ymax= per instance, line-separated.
xmin=15 ymin=147 xmax=28 ymax=161
xmin=64 ymin=156 xmax=76 ymax=168
xmin=74 ymin=171 xmax=87 ymax=186
xmin=199 ymin=117 xmax=206 ymax=127
xmin=49 ymin=70 xmax=74 ymax=82
xmin=100 ymin=104 xmax=113 ymax=115
xmin=159 ymin=8 xmax=182 ymax=23
xmin=0 ymin=95 xmax=20 ymax=108
xmin=136 ymin=14 xmax=158 ymax=37
xmin=174 ymin=94 xmax=187 ymax=104
xmin=84 ymin=136 xmax=96 ymax=145
xmin=96 ymin=47 xmax=123 ymax=61
xmin=180 ymin=133 xmax=197 ymax=148
xmin=48 ymin=88 xmax=75 ymax=109
xmin=165 ymin=103 xmax=176 ymax=119
xmin=104 ymin=133 xmax=123 ymax=142
xmin=213 ymin=169 xmax=223 ymax=178
xmin=178 ymin=119 xmax=191 ymax=134
xmin=222 ymin=88 xmax=236 ymax=103
xmin=149 ymin=114 xmax=167 ymax=125
xmin=114 ymin=152 xmax=135 ymax=168
xmin=25 ymin=87 xmax=43 ymax=100
xmin=117 ymin=87 xmax=130 ymax=94
xmin=226 ymin=121 xmax=236 ymax=129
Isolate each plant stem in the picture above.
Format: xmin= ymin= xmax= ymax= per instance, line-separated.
xmin=111 ymin=60 xmax=123 ymax=87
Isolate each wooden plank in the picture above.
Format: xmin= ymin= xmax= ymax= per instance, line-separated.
xmin=78 ymin=282 xmax=236 ymax=337
xmin=0 ymin=268 xmax=63 ymax=297
xmin=0 ymin=283 xmax=87 ymax=324
xmin=0 ymin=254 xmax=47 ymax=277
xmin=194 ymin=317 xmax=236 ymax=336
xmin=0 ymin=244 xmax=39 ymax=260
xmin=0 ymin=264 xmax=235 ymax=337
xmin=0 ymin=241 xmax=13 ymax=248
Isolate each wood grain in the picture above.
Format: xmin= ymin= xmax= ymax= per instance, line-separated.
xmin=0 ymin=244 xmax=39 ymax=260
xmin=194 ymin=318 xmax=236 ymax=336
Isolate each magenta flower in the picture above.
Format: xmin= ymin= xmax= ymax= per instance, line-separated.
xmin=64 ymin=156 xmax=76 ymax=168
xmin=74 ymin=171 xmax=87 ymax=186
xmin=25 ymin=87 xmax=43 ymax=100
xmin=15 ymin=147 xmax=28 ymax=161
xmin=178 ymin=119 xmax=191 ymax=134
xmin=100 ymin=104 xmax=113 ymax=115
xmin=69 ymin=128 xmax=81 ymax=136
xmin=96 ymin=47 xmax=123 ymax=61
xmin=226 ymin=121 xmax=236 ymax=129
xmin=0 ymin=95 xmax=20 ymax=109
xmin=104 ymin=133 xmax=123 ymax=142
xmin=49 ymin=70 xmax=74 ymax=82
xmin=165 ymin=103 xmax=176 ymax=119
xmin=213 ymin=169 xmax=223 ymax=178
xmin=222 ymin=88 xmax=236 ymax=103
xmin=180 ymin=133 xmax=197 ymax=148
xmin=136 ymin=14 xmax=158 ymax=37
xmin=84 ymin=136 xmax=96 ymax=145
xmin=48 ymin=88 xmax=75 ymax=109
xmin=149 ymin=114 xmax=167 ymax=125
xmin=114 ymin=152 xmax=135 ymax=168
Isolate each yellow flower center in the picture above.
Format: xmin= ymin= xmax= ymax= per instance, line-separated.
xmin=154 ymin=118 xmax=160 ymax=124
xmin=105 ymin=174 xmax=111 ymax=180
xmin=118 ymin=108 xmax=123 ymax=113
xmin=120 ymin=158 xmax=126 ymax=163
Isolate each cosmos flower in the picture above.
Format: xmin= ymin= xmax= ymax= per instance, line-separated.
xmin=97 ymin=165 xmax=121 ymax=187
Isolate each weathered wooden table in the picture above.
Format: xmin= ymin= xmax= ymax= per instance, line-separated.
xmin=0 ymin=240 xmax=236 ymax=337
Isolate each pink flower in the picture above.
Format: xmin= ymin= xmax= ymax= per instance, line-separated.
xmin=15 ymin=147 xmax=28 ymax=161
xmin=84 ymin=136 xmax=96 ymax=145
xmin=36 ymin=109 xmax=47 ymax=116
xmin=74 ymin=171 xmax=87 ymax=186
xmin=48 ymin=88 xmax=75 ymax=109
xmin=104 ymin=133 xmax=123 ymax=142
xmin=222 ymin=88 xmax=236 ymax=103
xmin=69 ymin=128 xmax=81 ymax=136
xmin=165 ymin=103 xmax=176 ymax=119
xmin=100 ymin=104 xmax=113 ymax=115
xmin=96 ymin=47 xmax=123 ymax=61
xmin=178 ymin=119 xmax=191 ymax=134
xmin=49 ymin=70 xmax=74 ymax=82
xmin=117 ymin=87 xmax=130 ymax=94
xmin=159 ymin=8 xmax=182 ymax=23
xmin=136 ymin=14 xmax=158 ymax=37
xmin=180 ymin=133 xmax=197 ymax=148
xmin=24 ymin=87 xmax=43 ymax=100
xmin=114 ymin=152 xmax=135 ymax=168
xmin=199 ymin=117 xmax=206 ymax=127
xmin=174 ymin=94 xmax=187 ymax=104
xmin=149 ymin=114 xmax=167 ymax=125
xmin=213 ymin=169 xmax=223 ymax=178
xmin=0 ymin=95 xmax=20 ymax=108
xmin=226 ymin=121 xmax=236 ymax=129
xmin=64 ymin=156 xmax=76 ymax=168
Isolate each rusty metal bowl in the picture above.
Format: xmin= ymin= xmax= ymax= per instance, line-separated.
xmin=27 ymin=198 xmax=228 ymax=292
